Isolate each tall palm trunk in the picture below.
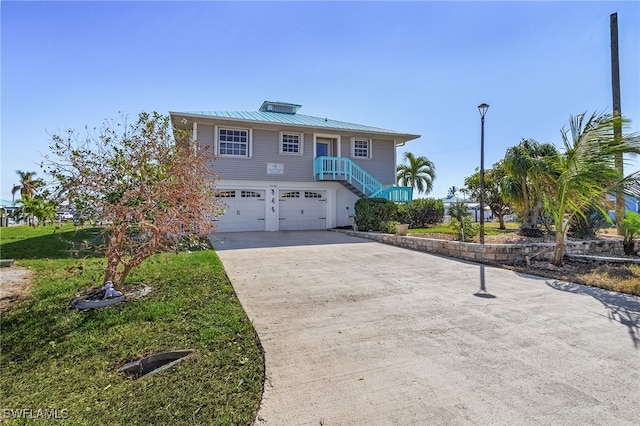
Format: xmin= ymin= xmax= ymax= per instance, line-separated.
xmin=552 ymin=230 xmax=565 ymax=265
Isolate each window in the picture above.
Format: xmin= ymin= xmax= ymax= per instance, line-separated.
xmin=241 ymin=191 xmax=261 ymax=198
xmin=352 ymin=138 xmax=371 ymax=159
xmin=216 ymin=191 xmax=236 ymax=198
xmin=219 ymin=128 xmax=249 ymax=157
xmin=281 ymin=191 xmax=300 ymax=198
xmin=305 ymin=191 xmax=323 ymax=199
xmin=280 ymin=132 xmax=303 ymax=155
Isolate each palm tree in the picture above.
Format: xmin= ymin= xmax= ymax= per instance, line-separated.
xmin=396 ymin=152 xmax=436 ymax=196
xmin=14 ymin=194 xmax=58 ymax=226
xmin=541 ymin=112 xmax=640 ymax=265
xmin=14 ymin=195 xmax=40 ymax=226
xmin=449 ymin=200 xmax=469 ymax=221
xmin=15 ymin=170 xmax=44 ymax=198
xmin=464 ymin=160 xmax=512 ymax=229
xmin=37 ymin=199 xmax=57 ymax=226
xmin=447 ymin=186 xmax=458 ymax=198
xmin=11 ymin=184 xmax=21 ymax=203
xmin=502 ymin=139 xmax=558 ymax=236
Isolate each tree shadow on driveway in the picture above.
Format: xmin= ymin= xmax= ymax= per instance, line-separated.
xmin=546 ymin=280 xmax=640 ymax=349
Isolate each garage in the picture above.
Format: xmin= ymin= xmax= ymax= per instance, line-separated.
xmin=278 ymin=190 xmax=327 ymax=230
xmin=214 ymin=190 xmax=266 ymax=232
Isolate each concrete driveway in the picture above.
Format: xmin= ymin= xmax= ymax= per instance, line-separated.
xmin=210 ymin=231 xmax=640 ymax=426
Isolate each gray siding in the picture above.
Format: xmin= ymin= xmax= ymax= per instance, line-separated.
xmin=196 ymin=124 xmax=215 ymax=151
xmin=350 ymin=138 xmax=396 ymax=186
xmin=211 ymin=128 xmax=315 ymax=182
xmin=195 ymin=121 xmax=397 ymax=185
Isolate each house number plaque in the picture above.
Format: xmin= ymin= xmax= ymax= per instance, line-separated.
xmin=267 ymin=163 xmax=284 ymax=175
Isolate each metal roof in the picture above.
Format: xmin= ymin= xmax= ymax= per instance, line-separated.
xmin=259 ymin=101 xmax=301 ymax=114
xmin=171 ymin=109 xmax=420 ymax=141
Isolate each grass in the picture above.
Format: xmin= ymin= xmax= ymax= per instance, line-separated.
xmin=578 ymin=263 xmax=640 ymax=295
xmin=0 ymin=224 xmax=264 ymax=425
xmin=409 ymin=221 xmax=520 ymax=236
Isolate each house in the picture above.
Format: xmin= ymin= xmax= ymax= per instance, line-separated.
xmin=0 ymin=199 xmax=18 ymax=217
xmin=607 ymin=194 xmax=640 ymax=221
xmin=441 ymin=195 xmax=491 ymax=222
xmin=170 ymin=101 xmax=420 ymax=232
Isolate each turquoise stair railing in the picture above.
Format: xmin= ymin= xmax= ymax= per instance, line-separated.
xmin=314 ymin=156 xmax=412 ymax=203
xmin=370 ymin=186 xmax=412 ymax=203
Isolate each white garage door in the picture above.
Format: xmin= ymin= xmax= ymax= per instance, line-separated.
xmin=214 ymin=190 xmax=265 ymax=232
xmin=279 ymin=190 xmax=327 ymax=230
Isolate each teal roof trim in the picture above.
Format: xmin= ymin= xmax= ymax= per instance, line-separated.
xmin=177 ymin=110 xmax=416 ymax=138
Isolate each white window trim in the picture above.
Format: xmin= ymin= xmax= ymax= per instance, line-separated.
xmin=215 ymin=126 xmax=253 ymax=158
xmin=279 ymin=131 xmax=304 ymax=156
xmin=313 ymin=133 xmax=341 ymax=157
xmin=351 ymin=137 xmax=372 ymax=159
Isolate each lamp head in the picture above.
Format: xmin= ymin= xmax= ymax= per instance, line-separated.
xmin=478 ymin=103 xmax=490 ymax=118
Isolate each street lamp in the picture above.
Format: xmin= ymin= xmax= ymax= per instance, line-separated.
xmin=478 ymin=103 xmax=489 ymax=245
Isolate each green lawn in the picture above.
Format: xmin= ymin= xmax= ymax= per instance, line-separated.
xmin=409 ymin=220 xmax=520 ymax=235
xmin=0 ymin=224 xmax=264 ymax=425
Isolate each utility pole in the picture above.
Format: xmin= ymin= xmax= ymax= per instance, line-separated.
xmin=610 ymin=12 xmax=624 ymax=235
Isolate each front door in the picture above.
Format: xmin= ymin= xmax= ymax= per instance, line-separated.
xmin=316 ymin=137 xmax=334 ymax=158
xmin=316 ymin=141 xmax=329 ymax=158
xmin=314 ymin=137 xmax=336 ymax=180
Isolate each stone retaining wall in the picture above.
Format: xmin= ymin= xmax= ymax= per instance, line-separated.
xmin=336 ymin=230 xmax=625 ymax=265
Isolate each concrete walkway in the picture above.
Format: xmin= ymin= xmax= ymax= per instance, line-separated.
xmin=211 ymin=231 xmax=640 ymax=426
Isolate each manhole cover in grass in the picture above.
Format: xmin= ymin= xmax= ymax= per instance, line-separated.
xmin=120 ymin=350 xmax=194 ymax=378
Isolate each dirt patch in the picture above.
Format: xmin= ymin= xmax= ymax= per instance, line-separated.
xmin=0 ymin=266 xmax=33 ymax=310
xmin=506 ymin=259 xmax=640 ymax=295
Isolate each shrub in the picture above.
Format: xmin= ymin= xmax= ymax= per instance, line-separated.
xmin=395 ymin=203 xmax=410 ymax=224
xmin=408 ymin=198 xmax=444 ymax=228
xmin=450 ymin=217 xmax=479 ymax=242
xmin=354 ymin=198 xmax=398 ymax=232
xmin=385 ymin=220 xmax=401 ymax=234
xmin=622 ymin=211 xmax=640 ymax=255
xmin=568 ymin=208 xmax=611 ymax=239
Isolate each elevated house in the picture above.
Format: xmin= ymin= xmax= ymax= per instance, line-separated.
xmin=170 ymin=101 xmax=420 ymax=232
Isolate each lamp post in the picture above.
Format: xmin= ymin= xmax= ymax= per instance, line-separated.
xmin=477 ymin=103 xmax=489 ymax=245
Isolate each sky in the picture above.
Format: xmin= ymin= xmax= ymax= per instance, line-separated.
xmin=2 ymin=1 xmax=639 ymax=203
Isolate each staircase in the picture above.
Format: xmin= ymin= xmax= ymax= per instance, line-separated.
xmin=313 ymin=156 xmax=412 ymax=203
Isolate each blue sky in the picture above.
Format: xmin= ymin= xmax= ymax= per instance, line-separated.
xmin=2 ymin=1 xmax=639 ymax=202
